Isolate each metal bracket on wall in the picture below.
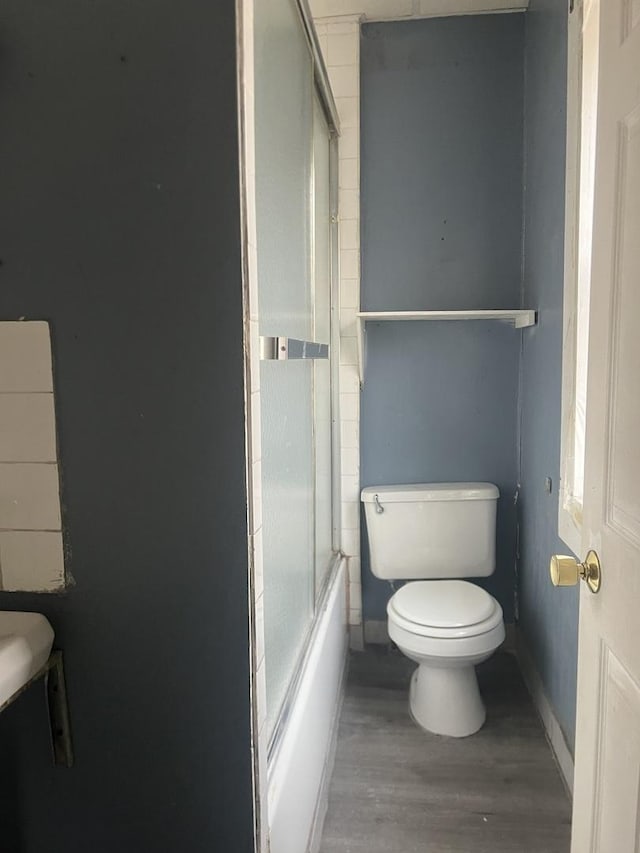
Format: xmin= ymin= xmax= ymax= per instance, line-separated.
xmin=46 ymin=651 xmax=74 ymax=767
xmin=0 ymin=650 xmax=74 ymax=768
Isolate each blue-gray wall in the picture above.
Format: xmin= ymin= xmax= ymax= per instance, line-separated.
xmin=519 ymin=0 xmax=579 ymax=749
xmin=360 ymin=15 xmax=525 ymax=622
xmin=0 ymin=2 xmax=254 ymax=850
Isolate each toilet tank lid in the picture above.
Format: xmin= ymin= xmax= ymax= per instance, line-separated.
xmin=361 ymin=482 xmax=499 ymax=503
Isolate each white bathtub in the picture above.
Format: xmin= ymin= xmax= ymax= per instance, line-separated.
xmin=268 ymin=559 xmax=348 ymax=853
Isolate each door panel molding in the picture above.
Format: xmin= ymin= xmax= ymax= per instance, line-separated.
xmin=590 ymin=645 xmax=640 ymax=852
xmin=604 ymin=106 xmax=640 ymax=548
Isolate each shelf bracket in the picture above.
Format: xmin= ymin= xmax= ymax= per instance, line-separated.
xmin=46 ymin=651 xmax=74 ymax=768
xmin=354 ymin=309 xmax=537 ymax=384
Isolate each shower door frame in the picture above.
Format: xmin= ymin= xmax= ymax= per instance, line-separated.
xmin=262 ymin=89 xmax=342 ymax=762
xmin=236 ymin=0 xmax=342 ymax=849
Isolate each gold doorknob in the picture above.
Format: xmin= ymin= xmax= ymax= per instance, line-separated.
xmin=550 ymin=550 xmax=601 ymax=594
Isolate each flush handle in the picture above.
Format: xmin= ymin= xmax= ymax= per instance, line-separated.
xmin=549 ymin=550 xmax=601 ymax=594
xmin=374 ymin=494 xmax=384 ymax=514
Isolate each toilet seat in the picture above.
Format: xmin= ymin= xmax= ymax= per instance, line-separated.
xmin=387 ymin=580 xmax=503 ymax=639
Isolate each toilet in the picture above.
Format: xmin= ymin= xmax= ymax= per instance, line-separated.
xmin=361 ymin=482 xmax=505 ymax=738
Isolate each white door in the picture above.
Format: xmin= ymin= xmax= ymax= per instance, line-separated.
xmin=569 ymin=0 xmax=640 ymax=849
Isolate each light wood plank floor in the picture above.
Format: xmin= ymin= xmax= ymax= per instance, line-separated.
xmin=319 ymin=648 xmax=572 ymax=853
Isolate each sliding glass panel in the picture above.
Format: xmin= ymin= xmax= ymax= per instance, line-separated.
xmin=255 ymin=0 xmax=316 ymax=742
xmin=255 ymin=0 xmax=337 ymax=745
xmin=314 ymin=359 xmax=333 ymax=595
xmin=313 ymin=98 xmax=331 ymax=346
xmin=261 ymin=360 xmax=314 ymax=739
xmin=255 ymin=0 xmax=313 ymax=341
xmin=313 ymin=97 xmax=334 ymax=594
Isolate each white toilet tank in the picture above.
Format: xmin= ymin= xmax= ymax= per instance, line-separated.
xmin=361 ymin=482 xmax=499 ymax=580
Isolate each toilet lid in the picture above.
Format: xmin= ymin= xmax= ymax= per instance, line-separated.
xmin=389 ymin=580 xmax=498 ymax=632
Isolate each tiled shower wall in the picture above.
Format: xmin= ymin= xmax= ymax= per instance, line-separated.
xmin=315 ymin=17 xmax=363 ymax=644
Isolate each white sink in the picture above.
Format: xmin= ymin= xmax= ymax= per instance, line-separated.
xmin=0 ymin=611 xmax=55 ymax=708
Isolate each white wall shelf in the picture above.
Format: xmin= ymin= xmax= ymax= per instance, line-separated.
xmin=356 ymin=309 xmax=537 ymax=382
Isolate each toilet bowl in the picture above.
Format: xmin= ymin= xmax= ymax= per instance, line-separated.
xmin=387 ymin=579 xmax=505 ymax=736
xmin=361 ymin=482 xmax=504 ymax=738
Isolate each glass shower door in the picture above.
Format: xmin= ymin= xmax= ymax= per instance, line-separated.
xmin=259 ymin=360 xmax=315 ymax=741
xmin=312 ymin=96 xmax=334 ymax=597
xmin=255 ymin=0 xmax=335 ymax=744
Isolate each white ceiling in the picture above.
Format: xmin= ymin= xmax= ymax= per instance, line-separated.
xmin=310 ymin=0 xmax=528 ymax=21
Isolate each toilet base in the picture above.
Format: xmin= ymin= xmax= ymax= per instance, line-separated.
xmin=409 ymin=662 xmax=486 ymax=737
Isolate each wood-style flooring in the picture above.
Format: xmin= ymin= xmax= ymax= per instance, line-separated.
xmin=319 ymin=648 xmax=572 ymax=853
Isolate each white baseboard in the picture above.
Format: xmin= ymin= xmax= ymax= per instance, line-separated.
xmin=306 ymin=652 xmax=348 ymax=853
xmin=516 ymin=632 xmax=575 ymax=796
